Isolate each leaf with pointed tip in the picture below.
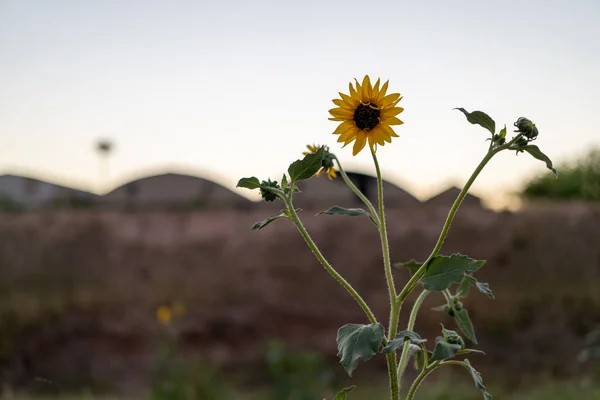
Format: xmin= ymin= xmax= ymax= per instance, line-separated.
xmin=333 ymin=385 xmax=356 ymax=400
xmin=236 ymin=177 xmax=261 ymax=190
xmin=463 ymin=359 xmax=493 ymax=400
xmin=288 ymin=147 xmax=325 ymax=183
xmin=381 ymin=331 xmax=426 ymax=354
xmin=393 ymin=259 xmax=423 ymax=276
xmin=281 ymin=174 xmax=288 ymax=191
xmin=457 ymin=274 xmax=494 ymax=299
xmin=455 ymin=308 xmax=477 ymax=344
xmin=336 ymin=323 xmax=385 ymax=377
xmin=454 ymin=108 xmax=496 ymax=135
xmin=420 ymin=254 xmax=486 ymax=291
xmin=430 ymin=336 xmax=463 ymax=362
xmin=522 ymin=145 xmax=557 ymax=176
xmin=251 ymin=213 xmax=287 ymax=230
xmin=457 ymin=348 xmax=486 ymax=356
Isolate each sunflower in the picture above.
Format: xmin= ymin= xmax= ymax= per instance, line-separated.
xmin=303 ymin=144 xmax=338 ymax=180
xmin=328 ymin=75 xmax=404 ymax=156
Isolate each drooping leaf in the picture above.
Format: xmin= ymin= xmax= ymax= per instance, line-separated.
xmin=336 ymin=323 xmax=385 ymax=376
xmin=420 ymin=254 xmax=486 ymax=291
xmin=430 ymin=336 xmax=463 ymax=362
xmin=381 ymin=331 xmax=426 ymax=354
xmin=455 ymin=308 xmax=477 ymax=344
xmin=288 ymin=147 xmax=325 ymax=183
xmin=454 ymin=108 xmax=496 ymax=135
xmin=457 ymin=274 xmax=494 ymax=299
xmin=522 ymin=145 xmax=558 ymax=176
xmin=393 ymin=259 xmax=423 ymax=276
xmin=463 ymin=359 xmax=493 ymax=400
xmin=236 ymin=177 xmax=261 ymax=190
xmin=413 ymin=348 xmax=434 ymax=370
xmin=251 ymin=213 xmax=288 ymax=230
xmin=333 ymin=385 xmax=356 ymax=400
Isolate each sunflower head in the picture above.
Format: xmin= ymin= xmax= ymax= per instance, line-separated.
xmin=329 ymin=75 xmax=404 ymax=156
xmin=303 ymin=144 xmax=338 ymax=180
xmin=259 ymin=178 xmax=280 ymax=202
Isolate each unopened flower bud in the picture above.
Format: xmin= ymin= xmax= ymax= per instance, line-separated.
xmin=514 ymin=117 xmax=539 ymax=140
xmin=260 ymin=179 xmax=280 ymax=202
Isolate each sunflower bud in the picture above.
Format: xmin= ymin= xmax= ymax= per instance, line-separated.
xmin=259 ymin=179 xmax=280 ymax=202
xmin=514 ymin=117 xmax=539 ymax=140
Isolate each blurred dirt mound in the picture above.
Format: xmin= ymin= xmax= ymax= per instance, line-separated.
xmin=0 ymin=203 xmax=599 ymax=392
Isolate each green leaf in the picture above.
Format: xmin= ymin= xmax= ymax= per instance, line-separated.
xmin=463 ymin=359 xmax=493 ymax=400
xmin=393 ymin=259 xmax=423 ymax=276
xmin=454 ymin=108 xmax=496 ymax=135
xmin=522 ymin=145 xmax=558 ymax=176
xmin=430 ymin=336 xmax=463 ymax=362
xmin=336 ymin=323 xmax=385 ymax=377
xmin=498 ymin=125 xmax=507 ymax=139
xmin=455 ymin=308 xmax=477 ymax=344
xmin=457 ymin=348 xmax=486 ymax=356
xmin=420 ymin=254 xmax=486 ymax=291
xmin=381 ymin=331 xmax=427 ymax=354
xmin=317 ymin=206 xmax=370 ymax=218
xmin=457 ymin=274 xmax=494 ymax=299
xmin=236 ymin=177 xmax=261 ymax=190
xmin=413 ymin=348 xmax=433 ymax=370
xmin=281 ymin=174 xmax=288 ymax=191
xmin=333 ymin=386 xmax=356 ymax=400
xmin=288 ymin=147 xmax=325 ymax=183
xmin=250 ymin=213 xmax=287 ymax=230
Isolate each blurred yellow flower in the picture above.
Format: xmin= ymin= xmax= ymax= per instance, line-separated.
xmin=156 ymin=305 xmax=172 ymax=325
xmin=303 ymin=144 xmax=338 ymax=180
xmin=328 ymin=75 xmax=404 ymax=156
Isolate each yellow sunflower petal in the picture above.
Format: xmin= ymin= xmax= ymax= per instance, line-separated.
xmin=381 ymin=107 xmax=404 ymax=118
xmin=353 ymin=79 xmax=362 ymax=100
xmin=352 ymin=133 xmax=367 ymax=156
xmin=337 ymin=126 xmax=359 ymax=143
xmin=379 ymin=123 xmax=399 ymax=138
xmin=385 ymin=117 xmax=404 ymax=126
xmin=329 ymin=108 xmax=354 ymax=118
xmin=362 ymin=75 xmax=372 ymax=102
xmin=371 ymin=78 xmax=381 ymax=102
xmin=376 ymin=80 xmax=389 ymax=103
xmin=334 ymin=120 xmax=355 ymax=135
xmin=371 ymin=126 xmax=388 ymax=145
xmin=332 ymin=99 xmax=354 ymax=110
xmin=349 ymin=82 xmax=358 ymax=99
xmin=381 ymin=93 xmax=401 ymax=107
xmin=339 ymin=92 xmax=359 ymax=107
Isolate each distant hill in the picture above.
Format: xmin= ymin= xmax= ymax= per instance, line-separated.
xmin=287 ymin=171 xmax=421 ymax=210
xmin=0 ymin=174 xmax=97 ymax=210
xmin=424 ymin=186 xmax=482 ymax=208
xmin=103 ymin=172 xmax=254 ymax=210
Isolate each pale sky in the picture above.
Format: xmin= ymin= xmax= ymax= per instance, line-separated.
xmin=1 ymin=0 xmax=598 ymax=206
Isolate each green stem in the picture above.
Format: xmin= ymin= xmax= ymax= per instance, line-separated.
xmin=284 ymin=199 xmax=378 ymax=325
xmin=397 ymin=144 xmax=506 ymax=304
xmin=405 ymin=361 xmax=441 ymax=400
xmin=333 ymin=155 xmax=381 ymax=227
xmin=370 ymin=147 xmax=400 ymax=400
xmin=397 ymin=289 xmax=430 ymax=391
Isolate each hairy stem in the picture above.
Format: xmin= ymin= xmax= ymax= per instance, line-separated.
xmin=333 ymin=155 xmax=381 ymax=227
xmin=405 ymin=361 xmax=441 ymax=400
xmin=285 ymin=199 xmax=378 ymax=325
xmin=371 ymin=147 xmax=400 ymax=400
xmin=397 ymin=289 xmax=430 ymax=391
xmin=397 ymin=144 xmax=508 ymax=303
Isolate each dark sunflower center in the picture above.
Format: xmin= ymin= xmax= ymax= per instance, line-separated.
xmin=353 ymin=103 xmax=380 ymax=131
